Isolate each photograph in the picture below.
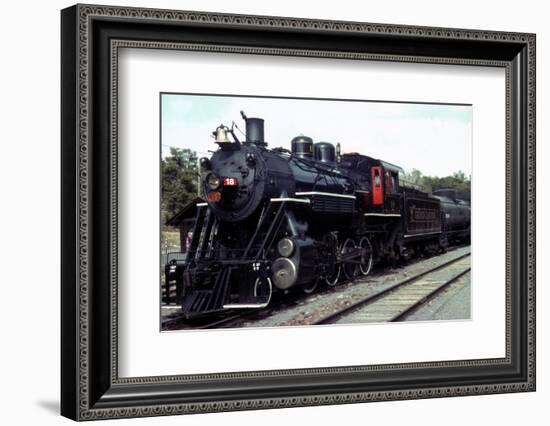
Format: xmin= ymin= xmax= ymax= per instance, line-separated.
xmin=58 ymin=3 xmax=535 ymax=421
xmin=160 ymin=93 xmax=472 ymax=330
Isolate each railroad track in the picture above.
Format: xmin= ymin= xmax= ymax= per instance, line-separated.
xmin=162 ymin=246 xmax=471 ymax=330
xmin=162 ymin=309 xmax=255 ymax=330
xmin=162 ymin=296 xmax=296 ymax=330
xmin=313 ymin=251 xmax=471 ymax=325
xmin=193 ymin=309 xmax=264 ymax=330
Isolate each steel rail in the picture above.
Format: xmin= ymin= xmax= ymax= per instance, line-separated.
xmin=313 ymin=251 xmax=471 ymax=325
xmin=389 ymin=266 xmax=471 ymax=321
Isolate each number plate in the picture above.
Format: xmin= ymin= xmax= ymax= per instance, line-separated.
xmin=223 ymin=177 xmax=238 ymax=186
xmin=207 ymin=191 xmax=221 ymax=202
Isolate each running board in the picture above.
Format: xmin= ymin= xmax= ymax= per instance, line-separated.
xmin=224 ymin=277 xmax=273 ymax=309
xmin=223 ymin=302 xmax=269 ymax=309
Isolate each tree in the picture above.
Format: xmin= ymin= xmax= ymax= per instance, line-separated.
xmin=400 ymin=168 xmax=424 ymax=187
xmin=161 ymin=147 xmax=198 ymax=225
xmin=400 ymin=169 xmax=471 ymax=194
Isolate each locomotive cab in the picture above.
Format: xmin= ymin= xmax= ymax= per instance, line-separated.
xmin=376 ymin=161 xmax=401 ymax=215
xmin=340 ymin=153 xmax=402 ymax=216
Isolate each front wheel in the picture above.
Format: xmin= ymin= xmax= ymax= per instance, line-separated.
xmin=253 ymin=276 xmax=273 ymax=307
xmin=341 ymin=237 xmax=359 ymax=281
xmin=322 ymin=233 xmax=341 ymax=287
xmin=358 ymin=236 xmax=374 ymax=276
xmin=302 ymin=277 xmax=319 ymax=294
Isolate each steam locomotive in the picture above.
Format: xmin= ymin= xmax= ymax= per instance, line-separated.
xmin=165 ymin=112 xmax=470 ymax=318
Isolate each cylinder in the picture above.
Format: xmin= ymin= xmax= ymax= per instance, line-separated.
xmin=314 ymin=142 xmax=336 ymax=163
xmin=291 ymin=135 xmax=314 ymax=159
xmin=245 ymin=117 xmax=265 ymax=145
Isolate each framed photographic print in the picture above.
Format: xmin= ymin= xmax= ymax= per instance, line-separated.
xmin=159 ymin=93 xmax=474 ymax=330
xmin=61 ymin=4 xmax=536 ymax=421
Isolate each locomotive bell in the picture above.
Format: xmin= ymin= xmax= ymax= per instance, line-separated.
xmin=214 ymin=124 xmax=231 ymax=144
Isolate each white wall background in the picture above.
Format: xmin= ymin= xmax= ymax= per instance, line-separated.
xmin=0 ymin=0 xmax=546 ymax=424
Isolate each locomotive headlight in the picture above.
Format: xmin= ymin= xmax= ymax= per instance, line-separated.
xmin=206 ymin=173 xmax=221 ymax=190
xmin=277 ymin=238 xmax=295 ymax=257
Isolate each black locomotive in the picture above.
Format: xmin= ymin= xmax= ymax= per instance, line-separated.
xmin=165 ymin=112 xmax=470 ymax=318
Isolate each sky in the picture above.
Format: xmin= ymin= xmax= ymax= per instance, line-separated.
xmin=161 ymin=93 xmax=472 ymax=178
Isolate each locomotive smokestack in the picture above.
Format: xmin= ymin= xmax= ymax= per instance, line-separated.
xmin=241 ymin=110 xmax=265 ymax=146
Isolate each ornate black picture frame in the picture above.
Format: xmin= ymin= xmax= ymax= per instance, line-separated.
xmin=61 ymin=4 xmax=536 ymax=421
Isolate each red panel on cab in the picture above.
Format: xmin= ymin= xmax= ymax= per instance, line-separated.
xmin=371 ymin=166 xmax=383 ymax=205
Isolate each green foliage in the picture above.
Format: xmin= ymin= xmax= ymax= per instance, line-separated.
xmin=161 ymin=147 xmax=198 ymax=224
xmin=400 ymin=169 xmax=471 ymax=194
